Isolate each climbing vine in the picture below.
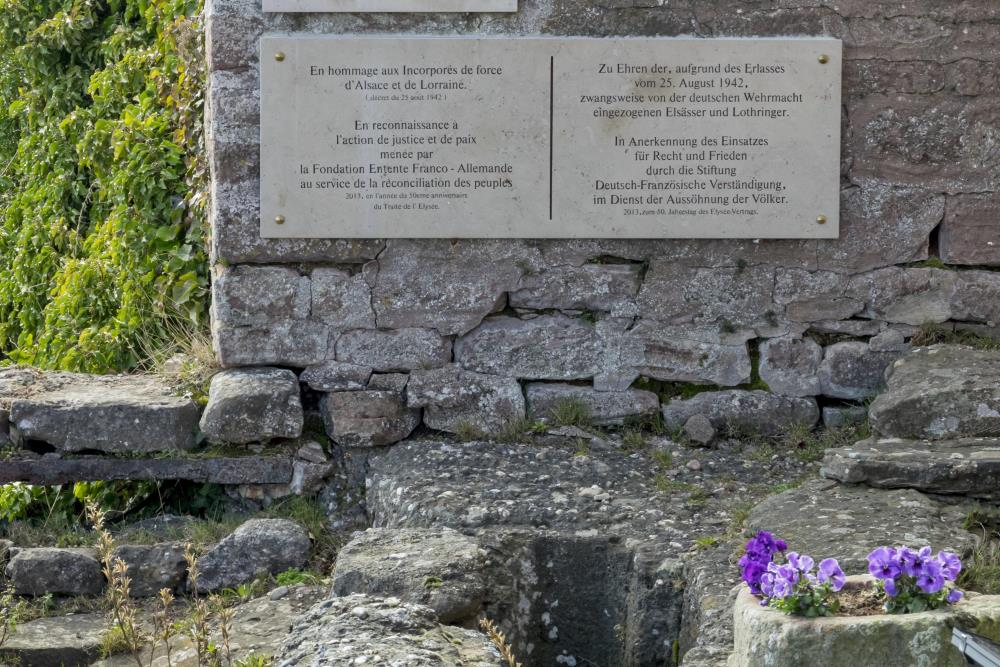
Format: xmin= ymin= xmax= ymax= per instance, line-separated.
xmin=0 ymin=0 xmax=208 ymax=372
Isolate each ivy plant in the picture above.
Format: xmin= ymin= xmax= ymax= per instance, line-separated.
xmin=0 ymin=0 xmax=208 ymax=372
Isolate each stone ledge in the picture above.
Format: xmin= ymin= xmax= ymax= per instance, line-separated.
xmin=0 ymin=454 xmax=294 ymax=485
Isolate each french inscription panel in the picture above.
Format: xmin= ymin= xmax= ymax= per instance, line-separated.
xmin=260 ymin=37 xmax=841 ymax=238
xmin=263 ymin=0 xmax=516 ymax=13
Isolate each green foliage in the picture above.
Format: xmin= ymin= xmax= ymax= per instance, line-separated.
xmin=545 ymin=397 xmax=593 ymax=429
xmin=233 ymin=656 xmax=274 ymax=667
xmin=0 ymin=481 xmax=155 ymax=525
xmin=910 ymin=324 xmax=1000 ymax=351
xmin=274 ymin=568 xmax=322 ymax=587
xmin=0 ymin=0 xmax=208 ymax=373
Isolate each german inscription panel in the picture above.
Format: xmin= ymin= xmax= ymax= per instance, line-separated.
xmin=260 ymin=37 xmax=841 ymax=238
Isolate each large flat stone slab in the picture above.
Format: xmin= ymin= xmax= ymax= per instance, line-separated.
xmin=276 ymin=594 xmax=503 ymax=667
xmin=0 ymin=454 xmax=294 ymax=485
xmin=0 ymin=368 xmax=198 ymax=454
xmin=746 ymin=478 xmax=977 ymax=573
xmin=0 ymin=613 xmax=105 ymax=667
xmin=821 ymin=437 xmax=1000 ymax=499
xmin=870 ymin=345 xmax=1000 ymax=440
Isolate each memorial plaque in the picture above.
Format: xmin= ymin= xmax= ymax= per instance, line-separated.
xmin=263 ymin=0 xmax=516 ymax=12
xmin=261 ymin=37 xmax=841 ymax=239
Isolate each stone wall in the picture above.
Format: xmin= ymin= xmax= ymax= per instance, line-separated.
xmin=206 ymin=0 xmax=1000 ymax=435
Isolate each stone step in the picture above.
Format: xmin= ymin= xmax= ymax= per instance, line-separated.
xmin=0 ymin=454 xmax=294 ymax=485
xmin=820 ymin=437 xmax=1000 ymax=499
xmin=869 ymin=344 xmax=1000 ymax=441
xmin=0 ymin=367 xmax=199 ymax=454
xmin=0 ymin=613 xmax=105 ymax=667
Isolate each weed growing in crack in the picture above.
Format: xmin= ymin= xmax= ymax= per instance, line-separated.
xmin=479 ymin=617 xmax=523 ymax=667
xmin=545 ymin=397 xmax=593 ymax=429
xmin=0 ymin=584 xmax=28 ymax=651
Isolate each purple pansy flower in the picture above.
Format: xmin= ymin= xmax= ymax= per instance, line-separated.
xmin=884 ymin=577 xmax=898 ymax=597
xmin=947 ymin=589 xmax=964 ymax=604
xmin=817 ymin=558 xmax=846 ymax=592
xmin=938 ymin=551 xmax=962 ymax=581
xmin=917 ymin=559 xmax=945 ymax=594
xmin=899 ymin=546 xmax=932 ymax=577
xmin=868 ymin=546 xmax=902 ymax=580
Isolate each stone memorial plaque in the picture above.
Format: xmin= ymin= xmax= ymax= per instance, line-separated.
xmin=263 ymin=0 xmax=516 ymax=12
xmin=260 ymin=37 xmax=841 ymax=238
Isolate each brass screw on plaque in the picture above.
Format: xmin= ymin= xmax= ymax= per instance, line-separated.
xmin=275 ymin=215 xmax=285 ymax=225
xmin=816 ymin=215 xmax=828 ymax=225
xmin=818 ymin=54 xmax=830 ymax=64
xmin=275 ymin=52 xmax=286 ymax=62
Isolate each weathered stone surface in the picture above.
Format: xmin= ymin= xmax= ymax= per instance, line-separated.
xmin=747 ymin=478 xmax=976 ymax=573
xmin=300 ymin=360 xmax=371 ymax=391
xmin=214 ymin=320 xmax=330 ymax=367
xmin=455 ymin=315 xmax=603 ymax=380
xmin=661 ymin=391 xmax=819 ymax=437
xmin=4 ymin=371 xmax=198 ymax=454
xmin=6 ymin=548 xmax=103 ymax=597
xmin=321 ymin=391 xmax=420 ymax=448
xmin=858 ymin=267 xmax=954 ymax=325
xmin=509 ymin=263 xmax=642 ymax=313
xmin=822 ymin=437 xmax=1000 ymax=499
xmin=112 ymin=543 xmax=187 ymax=597
xmin=336 ymin=328 xmax=451 ymax=371
xmin=868 ymin=327 xmax=910 ymax=352
xmin=367 ymin=372 xmax=409 ymax=392
xmin=774 ymin=269 xmax=863 ymax=322
xmin=817 ymin=341 xmax=902 ymax=400
xmin=940 ymin=193 xmax=1000 ymax=266
xmin=0 ymin=454 xmax=294 ymax=485
xmin=277 ymin=594 xmax=503 ymax=667
xmin=815 ymin=183 xmax=944 ymax=273
xmin=525 ymin=383 xmax=658 ymax=426
xmin=870 ymin=345 xmax=1000 ymax=440
xmin=211 ymin=265 xmax=309 ymax=326
xmin=310 ymin=267 xmax=375 ymax=329
xmin=759 ymin=336 xmax=822 ymax=397
xmin=332 ymin=528 xmax=486 ymax=623
xmin=638 ymin=261 xmax=777 ymax=330
xmin=194 ymin=519 xmax=310 ymax=593
xmin=849 ymin=95 xmax=1000 ymax=193
xmin=0 ymin=613 xmax=105 ymax=667
xmin=369 ymin=240 xmax=541 ymax=336
xmin=622 ymin=323 xmax=753 ymax=387
xmin=952 ymin=270 xmax=1000 ymax=325
xmin=407 ymin=365 xmax=524 ymax=434
xmin=683 ymin=414 xmax=717 ymax=447
xmin=731 ymin=577 xmax=1000 ymax=667
xmin=822 ymin=405 xmax=869 ymax=429
xmin=200 ymin=368 xmax=302 ymax=444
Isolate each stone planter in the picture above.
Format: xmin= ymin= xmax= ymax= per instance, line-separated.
xmin=730 ymin=576 xmax=1000 ymax=667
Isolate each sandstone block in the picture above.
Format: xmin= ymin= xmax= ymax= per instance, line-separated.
xmin=6 ymin=548 xmax=103 ymax=597
xmin=193 ymin=519 xmax=310 ymax=593
xmin=336 ymin=328 xmax=451 ymax=372
xmin=661 ymin=390 xmax=819 ymax=437
xmin=321 ymin=390 xmax=420 ymax=448
xmin=200 ymin=367 xmax=303 ymax=444
xmin=817 ymin=341 xmax=903 ymax=400
xmin=310 ymin=267 xmax=375 ymax=330
xmin=759 ymin=336 xmax=822 ymax=397
xmin=525 ymin=383 xmax=658 ymax=426
xmin=407 ymin=365 xmax=525 ymax=434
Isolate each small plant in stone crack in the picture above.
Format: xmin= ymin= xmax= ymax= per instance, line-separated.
xmin=184 ymin=543 xmax=243 ymax=667
xmin=153 ymin=588 xmax=176 ymax=667
xmin=87 ymin=501 xmax=145 ymax=665
xmin=479 ymin=617 xmax=523 ymax=667
xmin=0 ymin=583 xmax=29 ymax=650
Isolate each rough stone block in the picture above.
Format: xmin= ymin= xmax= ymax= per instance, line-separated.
xmin=0 ymin=613 xmax=105 ymax=667
xmin=952 ymin=270 xmax=1000 ymax=325
xmin=822 ymin=405 xmax=869 ymax=429
xmin=369 ymin=239 xmax=541 ymax=336
xmin=193 ymin=518 xmax=310 ymax=593
xmin=857 ymin=267 xmax=955 ymax=326
xmin=6 ymin=548 xmax=104 ymax=597
xmin=525 ymin=383 xmax=658 ymax=426
xmin=321 ymin=390 xmax=420 ymax=448
xmin=200 ymin=367 xmax=303 ymax=444
xmin=661 ymin=390 xmax=819 ymax=437
xmin=622 ymin=323 xmax=753 ymax=387
xmin=336 ymin=328 xmax=451 ymax=372
xmin=112 ymin=543 xmax=188 ymax=597
xmin=759 ymin=336 xmax=823 ymax=397
xmin=214 ymin=320 xmax=330 ymax=368
xmin=212 ymin=265 xmax=309 ymax=326
xmin=310 ymin=267 xmax=375 ymax=329
xmin=455 ymin=315 xmax=603 ymax=380
xmin=300 ymin=361 xmax=372 ymax=391
xmin=818 ymin=341 xmax=903 ymax=400
xmin=940 ymin=193 xmax=1000 ymax=266
xmin=332 ymin=527 xmax=486 ymax=624
xmin=407 ymin=365 xmax=525 ymax=434
xmin=367 ymin=373 xmax=409 ymax=392
xmin=774 ymin=269 xmax=864 ymax=322
xmin=7 ymin=373 xmax=198 ymax=454
xmin=509 ymin=263 xmax=642 ymax=313
xmin=869 ymin=345 xmax=1000 ymax=440
xmin=0 ymin=454 xmax=294 ymax=485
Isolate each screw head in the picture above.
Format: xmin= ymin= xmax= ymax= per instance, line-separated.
xmin=816 ymin=215 xmax=828 ymax=225
xmin=275 ymin=52 xmax=286 ymax=62
xmin=275 ymin=215 xmax=286 ymax=225
xmin=818 ymin=54 xmax=830 ymax=64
